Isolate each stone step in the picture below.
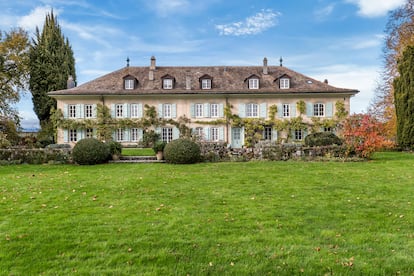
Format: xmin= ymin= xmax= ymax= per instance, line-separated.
xmin=110 ymin=155 xmax=165 ymax=163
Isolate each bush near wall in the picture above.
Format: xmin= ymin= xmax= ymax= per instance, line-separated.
xmin=0 ymin=147 xmax=72 ymax=165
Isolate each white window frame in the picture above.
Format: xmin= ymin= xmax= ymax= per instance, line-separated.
xmin=163 ymin=104 xmax=172 ymax=118
xmin=211 ymin=127 xmax=219 ymax=142
xmin=86 ymin=128 xmax=93 ymax=138
xmin=130 ymin=104 xmax=140 ymax=118
xmin=314 ymin=103 xmax=325 ymax=117
xmin=116 ymin=128 xmax=124 ymax=142
xmin=283 ymin=104 xmax=290 ymax=117
xmin=85 ymin=104 xmax=93 ymax=118
xmin=201 ymin=79 xmax=211 ymax=89
xmin=163 ymin=79 xmax=173 ymax=89
xmin=162 ymin=127 xmax=173 ymax=143
xmin=125 ymin=79 xmax=134 ymax=90
xmin=116 ymin=104 xmax=123 ymax=118
xmin=324 ymin=127 xmax=332 ymax=132
xmin=248 ymin=78 xmax=259 ymax=89
xmin=246 ymin=103 xmax=258 ymax=118
xmin=69 ymin=129 xmax=77 ymax=142
xmin=69 ymin=105 xmax=76 ymax=118
xmin=195 ymin=127 xmax=204 ymax=140
xmin=280 ymin=78 xmax=290 ymax=89
xmin=210 ymin=104 xmax=219 ymax=118
xmin=131 ymin=128 xmax=140 ymax=142
xmin=263 ymin=126 xmax=272 ymax=140
xmin=295 ymin=129 xmax=303 ymax=140
xmin=195 ymin=103 xmax=203 ymax=118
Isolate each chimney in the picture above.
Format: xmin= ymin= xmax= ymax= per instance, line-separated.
xmin=67 ymin=75 xmax=76 ymax=89
xmin=186 ymin=76 xmax=191 ymax=90
xmin=149 ymin=56 xmax=156 ymax=81
xmin=324 ymin=79 xmax=328 ymax=84
xmin=263 ymin=57 xmax=268 ymax=75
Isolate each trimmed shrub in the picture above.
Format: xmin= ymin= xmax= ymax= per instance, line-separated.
xmin=72 ymin=138 xmax=110 ymax=165
xmin=164 ymin=139 xmax=201 ymax=164
xmin=305 ymin=132 xmax=342 ymax=147
xmin=107 ymin=141 xmax=122 ymax=156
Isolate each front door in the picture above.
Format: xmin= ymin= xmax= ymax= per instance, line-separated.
xmin=231 ymin=127 xmax=243 ymax=148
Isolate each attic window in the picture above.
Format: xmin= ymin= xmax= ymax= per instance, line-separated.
xmin=280 ymin=78 xmax=290 ymax=89
xmin=248 ymin=78 xmax=259 ymax=89
xmin=123 ymin=76 xmax=138 ymax=90
xmin=162 ymin=75 xmax=175 ymax=89
xmin=201 ymin=79 xmax=212 ymax=89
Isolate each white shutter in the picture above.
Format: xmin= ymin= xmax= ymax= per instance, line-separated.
xmin=158 ymin=104 xmax=163 ymax=118
xmin=238 ymin=104 xmax=246 ymax=118
xmin=63 ymin=104 xmax=68 ymax=119
xmin=326 ymin=102 xmax=333 ymax=117
xmin=290 ymin=104 xmax=296 ymax=117
xmin=63 ymin=129 xmax=68 ymax=143
xmin=260 ymin=103 xmax=267 ymax=118
xmin=111 ymin=104 xmax=116 ymax=118
xmin=204 ymin=103 xmax=210 ymax=118
xmin=138 ymin=103 xmax=143 ymax=118
xmin=172 ymin=104 xmax=177 ymax=118
xmin=219 ymin=127 xmax=224 ymax=141
xmin=76 ymin=104 xmax=82 ymax=118
xmin=92 ymin=104 xmax=97 ymax=118
xmin=172 ymin=127 xmax=180 ymax=140
xmin=124 ymin=103 xmax=129 ymax=118
xmin=218 ymin=103 xmax=224 ymax=118
xmin=190 ymin=103 xmax=195 ymax=118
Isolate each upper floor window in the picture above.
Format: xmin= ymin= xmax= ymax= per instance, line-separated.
xmin=195 ymin=104 xmax=203 ymax=118
xmin=124 ymin=79 xmax=135 ymax=90
xmin=210 ymin=104 xmax=219 ymax=118
xmin=246 ymin=103 xmax=258 ymax=117
xmin=248 ymin=78 xmax=259 ymax=89
xmin=280 ymin=78 xmax=290 ymax=89
xmin=283 ymin=104 xmax=290 ymax=117
xmin=69 ymin=105 xmax=77 ymax=118
xmin=130 ymin=104 xmax=141 ymax=118
xmin=201 ymin=79 xmax=212 ymax=89
xmin=314 ymin=103 xmax=325 ymax=117
xmin=85 ymin=104 xmax=93 ymax=118
xmin=163 ymin=79 xmax=173 ymax=89
xmin=116 ymin=104 xmax=124 ymax=118
xmin=163 ymin=104 xmax=172 ymax=118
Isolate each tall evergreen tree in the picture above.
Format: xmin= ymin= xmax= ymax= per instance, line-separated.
xmin=29 ymin=11 xmax=75 ymax=138
xmin=393 ymin=45 xmax=414 ymax=148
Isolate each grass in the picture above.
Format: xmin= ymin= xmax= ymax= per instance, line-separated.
xmin=121 ymin=147 xmax=155 ymax=156
xmin=1 ymin=152 xmax=414 ymax=275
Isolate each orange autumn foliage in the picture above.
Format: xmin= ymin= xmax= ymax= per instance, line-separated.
xmin=342 ymin=114 xmax=395 ymax=159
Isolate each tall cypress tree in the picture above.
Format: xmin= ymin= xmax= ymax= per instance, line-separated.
xmin=393 ymin=45 xmax=414 ymax=148
xmin=29 ymin=11 xmax=75 ymax=138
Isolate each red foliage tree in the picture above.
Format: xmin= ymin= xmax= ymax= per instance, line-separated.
xmin=342 ymin=114 xmax=395 ymax=159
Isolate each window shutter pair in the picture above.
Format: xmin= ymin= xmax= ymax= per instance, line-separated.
xmin=239 ymin=103 xmax=267 ymax=118
xmin=306 ymin=102 xmax=333 ymax=117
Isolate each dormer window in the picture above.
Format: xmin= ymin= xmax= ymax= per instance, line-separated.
xmin=245 ymin=75 xmax=260 ymax=89
xmin=162 ymin=75 xmax=175 ymax=89
xmin=123 ymin=75 xmax=138 ymax=90
xmin=199 ymin=74 xmax=213 ymax=89
xmin=280 ymin=78 xmax=290 ymax=89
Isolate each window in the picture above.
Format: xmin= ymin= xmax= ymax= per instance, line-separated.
xmin=86 ymin=128 xmax=93 ymax=138
xmin=69 ymin=129 xmax=77 ymax=142
xmin=294 ymin=129 xmax=303 ymax=140
xmin=163 ymin=79 xmax=173 ymax=89
xmin=162 ymin=127 xmax=173 ymax=143
xmin=248 ymin=78 xmax=259 ymax=89
xmin=314 ymin=103 xmax=325 ymax=117
xmin=280 ymin=78 xmax=290 ymax=89
xmin=124 ymin=79 xmax=134 ymax=90
xmin=163 ymin=104 xmax=172 ymax=118
xmin=85 ymin=105 xmax=93 ymax=118
xmin=116 ymin=104 xmax=123 ymax=118
xmin=131 ymin=128 xmax=140 ymax=142
xmin=283 ymin=104 xmax=290 ymax=117
xmin=194 ymin=127 xmax=204 ymax=140
xmin=116 ymin=129 xmax=124 ymax=142
xmin=246 ymin=103 xmax=258 ymax=117
xmin=211 ymin=127 xmax=219 ymax=141
xmin=195 ymin=104 xmax=203 ymax=117
xmin=263 ymin=126 xmax=272 ymax=140
xmin=201 ymin=79 xmax=211 ymax=89
xmin=69 ymin=105 xmax=76 ymax=118
xmin=130 ymin=104 xmax=141 ymax=118
xmin=210 ymin=104 xmax=219 ymax=118
xmin=324 ymin=127 xmax=332 ymax=132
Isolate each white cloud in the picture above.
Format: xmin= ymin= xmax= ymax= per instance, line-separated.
xmin=17 ymin=5 xmax=59 ymax=32
xmin=345 ymin=0 xmax=405 ymax=17
xmin=215 ymin=9 xmax=280 ymax=36
xmin=151 ymin=0 xmax=190 ymax=17
xmin=314 ymin=4 xmax=335 ymax=20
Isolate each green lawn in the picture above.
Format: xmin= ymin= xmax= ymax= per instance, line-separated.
xmin=121 ymin=147 xmax=155 ymax=156
xmin=1 ymin=152 xmax=414 ymax=275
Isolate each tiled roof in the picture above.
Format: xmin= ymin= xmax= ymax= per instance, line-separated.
xmin=49 ymin=62 xmax=359 ymax=96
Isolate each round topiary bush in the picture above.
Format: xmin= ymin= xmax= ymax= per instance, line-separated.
xmin=72 ymin=138 xmax=110 ymax=165
xmin=163 ymin=138 xmax=201 ymax=164
xmin=304 ymin=132 xmax=343 ymax=147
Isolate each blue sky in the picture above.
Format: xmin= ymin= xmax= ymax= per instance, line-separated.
xmin=0 ymin=0 xmax=405 ymax=129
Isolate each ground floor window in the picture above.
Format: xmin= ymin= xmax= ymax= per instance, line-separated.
xmin=263 ymin=126 xmax=272 ymax=140
xmin=324 ymin=127 xmax=332 ymax=132
xmin=210 ymin=127 xmax=219 ymax=141
xmin=116 ymin=128 xmax=124 ymax=142
xmin=69 ymin=129 xmax=77 ymax=142
xmin=131 ymin=128 xmax=140 ymax=142
xmin=294 ymin=129 xmax=303 ymax=140
xmin=162 ymin=127 xmax=173 ymax=143
xmin=194 ymin=127 xmax=203 ymax=140
xmin=86 ymin=128 xmax=93 ymax=138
